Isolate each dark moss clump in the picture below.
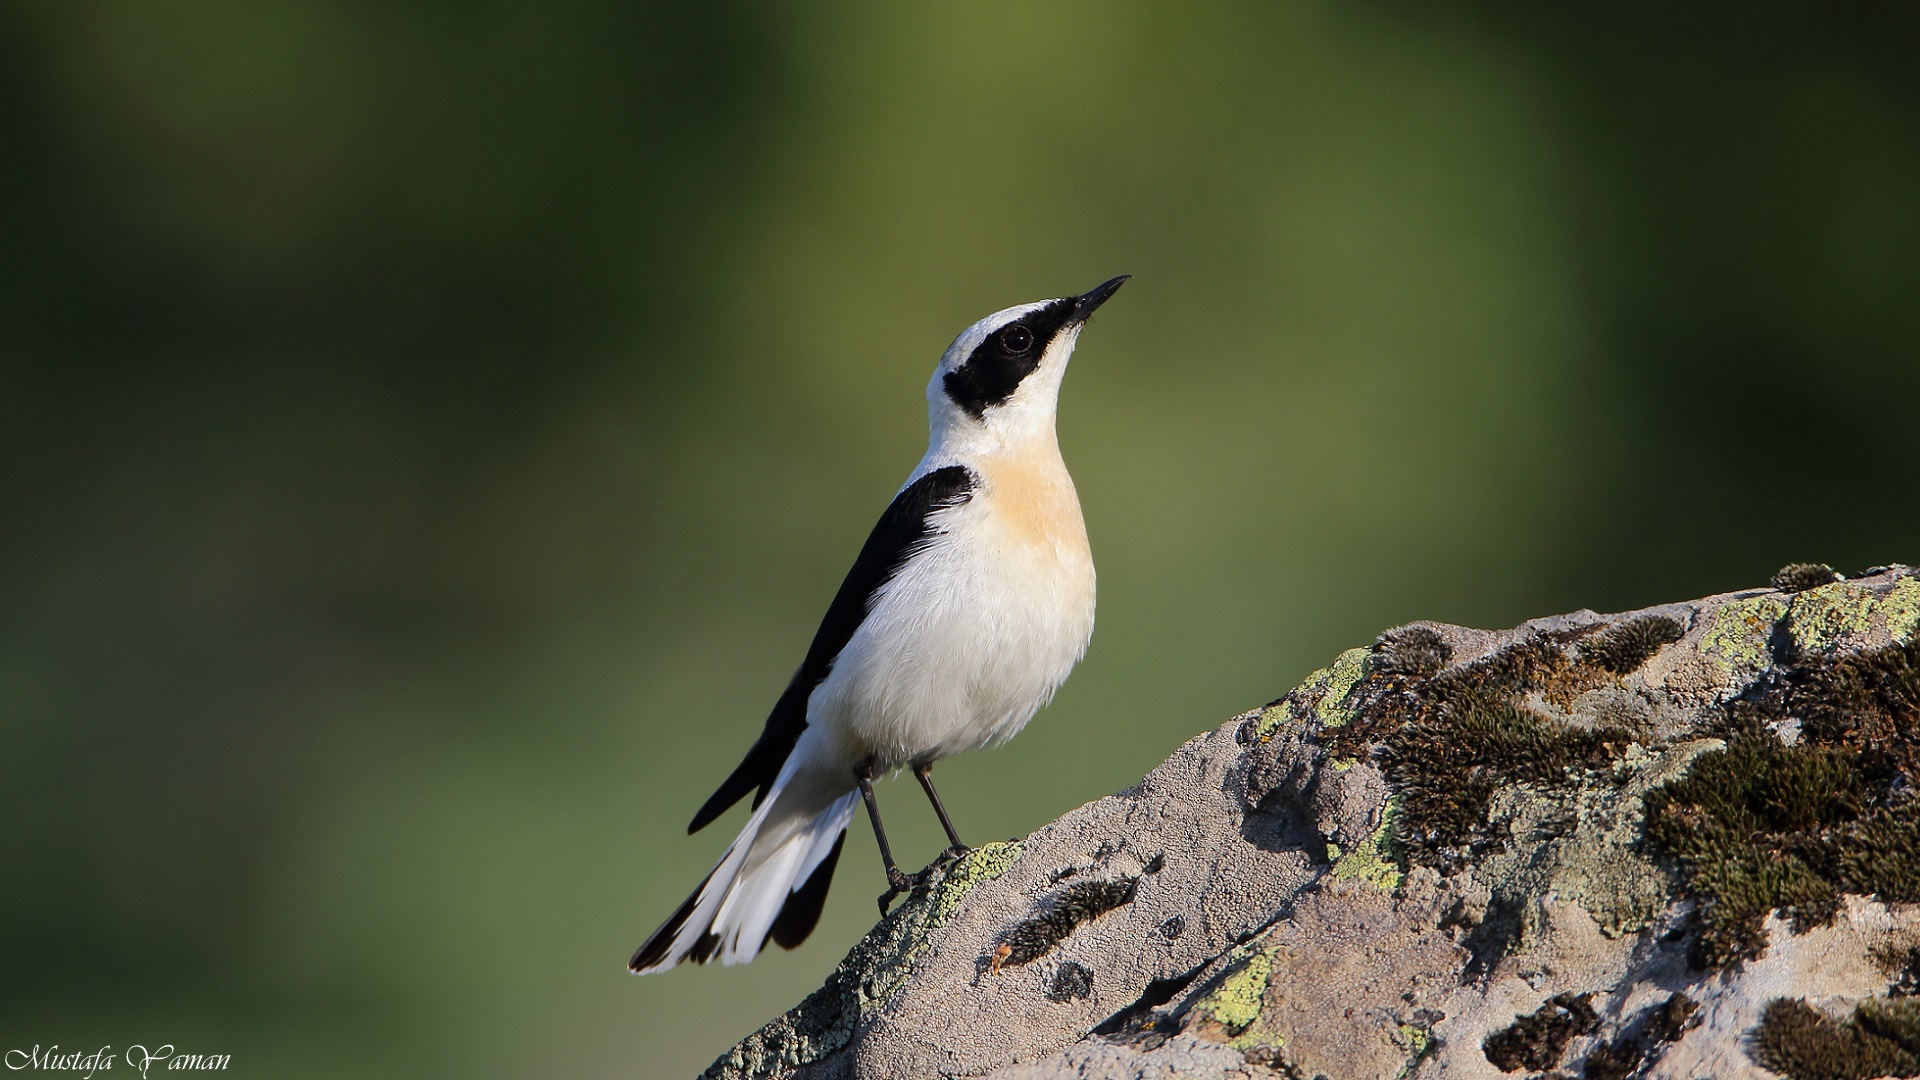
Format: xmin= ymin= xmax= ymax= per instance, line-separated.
xmin=1581 ymin=614 xmax=1687 ymax=675
xmin=1774 ymin=563 xmax=1843 ymax=592
xmin=1046 ymin=961 xmax=1094 ymax=1002
xmin=1752 ymin=997 xmax=1920 ymax=1080
xmin=1482 ymin=991 xmax=1597 ymax=1072
xmin=1582 ymin=993 xmax=1699 ymax=1079
xmin=1370 ymin=625 xmax=1452 ymax=677
xmin=1875 ymin=944 xmax=1920 ymax=998
xmin=1643 ymin=634 xmax=1920 ymax=967
xmin=1319 ymin=629 xmax=1638 ymax=871
xmin=1641 ymin=729 xmax=1861 ymax=965
xmin=986 ymin=877 xmax=1137 ymax=971
xmin=1384 ymin=687 xmax=1635 ymax=869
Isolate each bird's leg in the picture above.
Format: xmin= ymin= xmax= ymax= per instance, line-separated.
xmin=912 ymin=762 xmax=968 ymax=858
xmin=855 ymin=759 xmax=913 ymax=913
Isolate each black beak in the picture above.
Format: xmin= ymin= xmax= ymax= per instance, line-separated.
xmin=1070 ymin=275 xmax=1130 ymax=324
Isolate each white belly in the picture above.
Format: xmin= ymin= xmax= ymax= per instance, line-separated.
xmin=806 ymin=465 xmax=1095 ymax=772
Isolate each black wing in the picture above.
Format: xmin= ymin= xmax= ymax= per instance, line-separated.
xmin=687 ymin=465 xmax=975 ymax=833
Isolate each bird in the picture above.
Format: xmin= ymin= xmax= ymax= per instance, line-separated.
xmin=629 ymin=275 xmax=1127 ymax=975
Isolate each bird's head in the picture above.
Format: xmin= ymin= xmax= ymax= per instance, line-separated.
xmin=927 ymin=275 xmax=1128 ymax=448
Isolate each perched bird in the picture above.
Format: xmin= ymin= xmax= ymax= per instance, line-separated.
xmin=630 ymin=276 xmax=1127 ymax=974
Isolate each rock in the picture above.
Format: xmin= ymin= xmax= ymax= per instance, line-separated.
xmin=703 ymin=566 xmax=1920 ymax=1080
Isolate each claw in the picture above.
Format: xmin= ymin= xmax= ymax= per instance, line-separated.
xmin=877 ymin=865 xmax=915 ymax=914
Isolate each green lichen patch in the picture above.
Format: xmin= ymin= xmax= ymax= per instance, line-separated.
xmin=924 ymin=841 xmax=1022 ymax=926
xmin=1701 ymin=594 xmax=1790 ymax=679
xmin=1395 ymin=1023 xmax=1435 ymax=1079
xmin=1330 ymin=795 xmax=1405 ymax=891
xmin=1643 ymin=633 xmax=1920 ymax=968
xmin=1752 ymin=997 xmax=1920 ymax=1080
xmin=1785 ymin=574 xmax=1920 ymax=655
xmin=1251 ymin=703 xmax=1290 ymax=742
xmin=1183 ymin=941 xmax=1281 ymax=1042
xmin=1472 ymin=740 xmax=1712 ymax=948
xmin=1315 ymin=648 xmax=1370 ymax=729
xmin=702 ymin=841 xmax=1021 ymax=1080
xmin=1887 ymin=578 xmax=1920 ymax=643
xmin=1482 ymin=991 xmax=1598 ymax=1073
xmin=1257 ymin=646 xmax=1370 ymax=741
xmin=1789 ymin=581 xmax=1886 ymax=654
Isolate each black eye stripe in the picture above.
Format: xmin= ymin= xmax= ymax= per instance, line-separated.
xmin=943 ymin=299 xmax=1075 ymax=419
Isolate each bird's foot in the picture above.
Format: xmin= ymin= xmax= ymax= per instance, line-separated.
xmin=876 ymin=856 xmax=967 ymax=915
xmin=877 ymin=865 xmax=915 ymax=915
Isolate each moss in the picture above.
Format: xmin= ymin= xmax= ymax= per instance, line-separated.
xmin=703 ymin=841 xmax=1021 ymax=1080
xmin=1185 ymin=941 xmax=1281 ymax=1041
xmin=1701 ymin=594 xmax=1790 ymax=679
xmin=1046 ymin=961 xmax=1094 ymax=1003
xmin=1275 ymin=577 xmax=1920 ymax=982
xmin=1875 ymin=943 xmax=1920 ymax=998
xmin=1287 ymin=595 xmax=1920 ymax=970
xmin=1642 ymin=734 xmax=1856 ymax=965
xmin=1310 ymin=625 xmax=1650 ymax=874
xmin=1582 ymin=993 xmax=1699 ymax=1080
xmin=1643 ymin=632 xmax=1920 ymax=967
xmin=987 ymin=876 xmax=1138 ymax=972
xmin=1371 ymin=626 xmax=1452 ymax=678
xmin=1381 ymin=683 xmax=1636 ymax=871
xmin=1774 ymin=563 xmax=1842 ymax=592
xmin=1330 ymin=795 xmax=1406 ymax=891
xmin=1581 ymin=613 xmax=1687 ymax=675
xmin=1752 ymin=997 xmax=1920 ymax=1080
xmin=1482 ymin=992 xmax=1597 ymax=1072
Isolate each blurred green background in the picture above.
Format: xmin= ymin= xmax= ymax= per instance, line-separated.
xmin=3 ymin=2 xmax=1917 ymax=1076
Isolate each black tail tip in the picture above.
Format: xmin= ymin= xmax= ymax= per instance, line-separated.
xmin=628 ymin=937 xmax=669 ymax=974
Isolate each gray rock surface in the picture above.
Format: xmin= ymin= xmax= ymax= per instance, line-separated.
xmin=703 ymin=566 xmax=1920 ymax=1080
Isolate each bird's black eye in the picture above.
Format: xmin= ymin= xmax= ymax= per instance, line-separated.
xmin=1001 ymin=325 xmax=1034 ymax=353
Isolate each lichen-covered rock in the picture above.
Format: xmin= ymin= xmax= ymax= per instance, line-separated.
xmin=702 ymin=566 xmax=1920 ymax=1080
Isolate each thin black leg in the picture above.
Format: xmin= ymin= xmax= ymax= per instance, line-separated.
xmin=855 ymin=759 xmax=911 ymax=913
xmin=912 ymin=763 xmax=966 ymax=853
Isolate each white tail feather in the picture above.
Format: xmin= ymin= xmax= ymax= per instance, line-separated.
xmin=630 ymin=766 xmax=854 ymax=974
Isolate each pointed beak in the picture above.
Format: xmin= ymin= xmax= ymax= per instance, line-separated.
xmin=1069 ymin=275 xmax=1130 ymax=324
